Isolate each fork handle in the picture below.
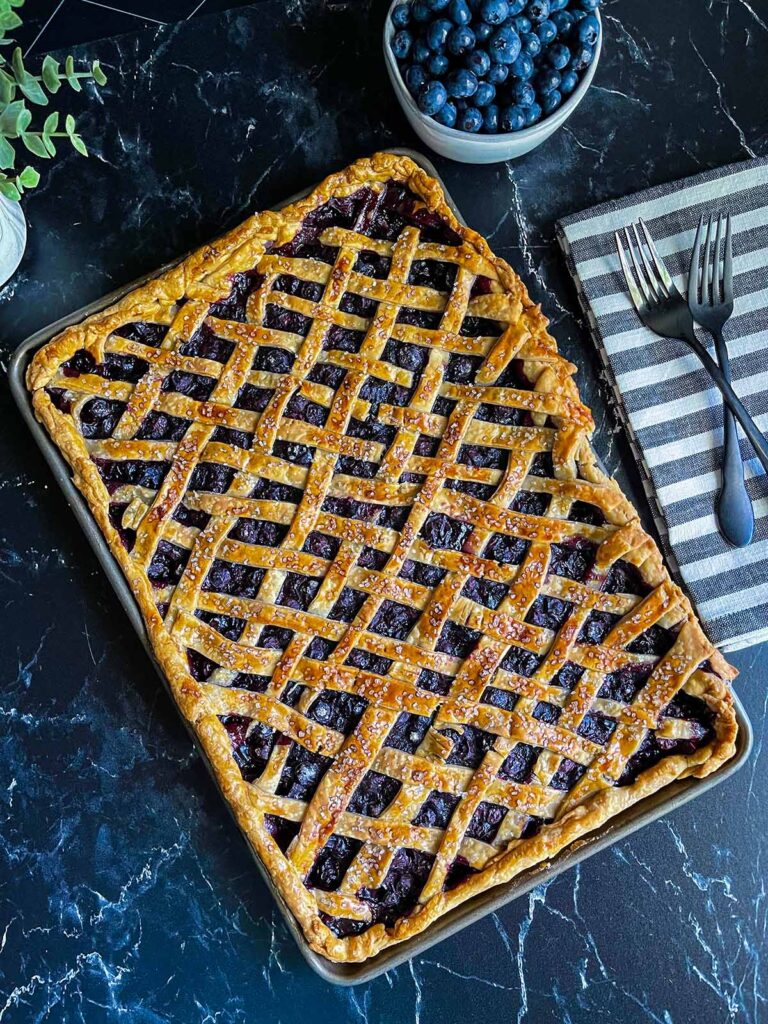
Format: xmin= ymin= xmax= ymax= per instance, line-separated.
xmin=710 ymin=326 xmax=755 ymax=547
xmin=680 ymin=325 xmax=768 ymax=475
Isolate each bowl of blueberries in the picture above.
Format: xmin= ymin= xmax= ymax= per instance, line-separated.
xmin=384 ymin=0 xmax=602 ymax=163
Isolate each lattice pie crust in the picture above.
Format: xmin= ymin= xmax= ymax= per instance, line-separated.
xmin=28 ymin=153 xmax=737 ymax=963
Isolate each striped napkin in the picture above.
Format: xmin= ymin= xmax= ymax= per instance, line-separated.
xmin=557 ymin=157 xmax=768 ymax=654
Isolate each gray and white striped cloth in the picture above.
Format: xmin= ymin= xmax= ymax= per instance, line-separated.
xmin=557 ymin=157 xmax=768 ymax=653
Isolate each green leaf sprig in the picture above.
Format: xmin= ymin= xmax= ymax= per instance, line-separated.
xmin=0 ymin=0 xmax=106 ymax=201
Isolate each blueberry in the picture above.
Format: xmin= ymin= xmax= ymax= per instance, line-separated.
xmin=425 ymin=0 xmax=451 ymax=8
xmin=560 ymin=69 xmax=578 ymax=94
xmin=512 ymin=80 xmax=535 ymax=105
xmin=447 ymin=25 xmax=476 ymax=54
xmin=449 ymin=0 xmax=473 ymax=24
xmin=512 ymin=14 xmax=531 ymax=32
xmin=577 ymin=0 xmax=600 ymax=9
xmin=434 ymin=99 xmax=458 ymax=126
xmin=482 ymin=103 xmax=500 ymax=131
xmin=405 ymin=64 xmax=428 ymax=92
xmin=550 ymin=10 xmax=574 ymax=34
xmin=427 ymin=17 xmax=453 ymax=49
xmin=571 ymin=8 xmax=587 ymax=21
xmin=536 ymin=18 xmax=556 ymax=44
xmin=526 ymin=0 xmax=550 ymax=22
xmin=458 ymin=105 xmax=483 ymax=132
xmin=418 ymin=79 xmax=449 ymax=114
xmin=466 ymin=48 xmax=491 ymax=75
xmin=535 ymin=67 xmax=560 ymax=93
xmin=427 ymin=52 xmax=450 ymax=73
xmin=475 ymin=80 xmax=496 ymax=105
xmin=446 ymin=66 xmax=479 ymax=96
xmin=507 ymin=0 xmax=526 ymax=11
xmin=500 ymin=103 xmax=526 ymax=131
xmin=412 ymin=1 xmax=432 ymax=21
xmin=480 ymin=0 xmax=510 ymax=24
xmin=391 ymin=29 xmax=413 ymax=59
xmin=523 ymin=100 xmax=542 ymax=125
xmin=548 ymin=42 xmax=570 ymax=68
xmin=489 ymin=25 xmax=521 ymax=63
xmin=569 ymin=44 xmax=594 ymax=70
xmin=412 ymin=38 xmax=431 ymax=62
xmin=521 ymin=31 xmax=541 ymax=56
xmin=509 ymin=53 xmax=534 ymax=79
xmin=548 ymin=0 xmax=568 ymax=9
xmin=576 ymin=13 xmax=600 ymax=47
xmin=475 ymin=20 xmax=494 ymax=41
xmin=487 ymin=61 xmax=510 ymax=83
xmin=391 ymin=3 xmax=411 ymax=27
xmin=541 ymin=88 xmax=562 ymax=114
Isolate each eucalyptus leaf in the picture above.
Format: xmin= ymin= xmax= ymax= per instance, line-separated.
xmin=69 ymin=133 xmax=87 ymax=157
xmin=18 ymin=164 xmax=39 ymax=188
xmin=0 ymin=132 xmax=14 ymax=168
xmin=92 ymin=60 xmax=107 ymax=86
xmin=0 ymin=67 xmax=15 ymax=104
xmin=0 ymin=176 xmax=21 ymax=201
xmin=41 ymin=54 xmax=61 ymax=94
xmin=64 ymin=54 xmax=81 ymax=92
xmin=0 ymin=97 xmax=24 ymax=134
xmin=20 ymin=131 xmax=47 ymax=158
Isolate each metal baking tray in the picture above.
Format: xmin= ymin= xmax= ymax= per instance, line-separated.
xmin=9 ymin=148 xmax=753 ymax=986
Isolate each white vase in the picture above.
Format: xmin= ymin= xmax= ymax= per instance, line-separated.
xmin=0 ymin=195 xmax=26 ymax=288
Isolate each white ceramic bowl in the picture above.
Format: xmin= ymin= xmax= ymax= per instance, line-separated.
xmin=384 ymin=2 xmax=602 ymax=164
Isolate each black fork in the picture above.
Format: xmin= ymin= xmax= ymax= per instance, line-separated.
xmin=687 ymin=214 xmax=753 ymax=547
xmin=614 ymin=220 xmax=768 ymax=487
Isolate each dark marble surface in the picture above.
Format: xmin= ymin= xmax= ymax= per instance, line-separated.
xmin=1 ymin=2 xmax=767 ymax=1021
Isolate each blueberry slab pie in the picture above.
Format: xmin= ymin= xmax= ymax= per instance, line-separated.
xmin=27 ymin=153 xmax=738 ymax=963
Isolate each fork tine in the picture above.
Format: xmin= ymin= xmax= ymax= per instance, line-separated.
xmin=713 ymin=213 xmax=725 ymax=304
xmin=703 ymin=215 xmax=714 ymax=305
xmin=630 ymin=223 xmax=664 ymax=300
xmin=639 ymin=218 xmax=675 ymax=295
xmin=615 ymin=230 xmax=646 ymax=313
xmin=688 ymin=214 xmax=705 ymax=308
xmin=723 ymin=213 xmax=734 ymax=303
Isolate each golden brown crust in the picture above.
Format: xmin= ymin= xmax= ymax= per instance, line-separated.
xmin=27 ymin=152 xmax=738 ymax=964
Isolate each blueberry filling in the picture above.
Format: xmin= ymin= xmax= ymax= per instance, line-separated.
xmin=443 ymin=724 xmax=495 ymax=768
xmin=416 ymin=669 xmax=454 ymax=695
xmin=264 ymin=814 xmax=300 ymax=854
xmin=549 ymin=537 xmax=598 ymax=582
xmin=307 ymin=690 xmax=367 ymax=734
xmin=276 ymin=572 xmax=322 ymax=610
xmin=253 ymin=346 xmax=295 ymax=373
xmin=483 ymin=532 xmax=529 ymax=565
xmin=136 ymin=411 xmax=190 ymax=442
xmin=481 ymin=686 xmax=518 ymax=711
xmin=276 ymin=744 xmax=333 ymax=801
xmin=370 ymin=601 xmax=421 ymax=640
xmin=462 ymin=576 xmax=508 ymax=609
xmin=79 ymin=397 xmax=125 ymax=439
xmin=436 ymin=621 xmax=481 ymax=659
xmin=550 ymin=759 xmax=587 ymax=791
xmin=189 ymin=462 xmax=236 ymax=493
xmin=525 ymin=595 xmax=573 ymax=631
xmin=161 ymin=370 xmax=216 ymax=402
xmin=208 ymin=270 xmax=263 ymax=322
xmin=180 ymin=325 xmax=235 ymax=363
xmin=346 ymin=649 xmax=393 ymax=675
xmin=413 ymin=790 xmax=460 ymax=829
xmin=328 ymin=587 xmax=368 ymax=623
xmin=114 ymin=321 xmax=169 ymax=347
xmin=421 ymin=512 xmax=473 ymax=551
xmin=512 ymin=490 xmax=551 ymax=517
xmin=196 ymin=610 xmax=246 ymax=641
xmin=500 ymin=645 xmax=542 ymax=677
xmin=498 ymin=743 xmax=539 ymax=782
xmin=220 ymin=715 xmax=275 ymax=783
xmin=234 ymin=383 xmax=274 ymax=412
xmin=577 ymin=712 xmax=616 ymax=746
xmin=258 ymin=626 xmax=294 ymax=651
xmin=598 ymin=663 xmax=653 ymax=703
xmin=202 ymin=559 xmax=266 ymax=598
xmin=229 ymin=518 xmax=288 ymax=547
xmin=108 ymin=502 xmax=136 ymax=552
xmin=348 ymin=771 xmax=401 ymax=818
xmin=385 ymin=712 xmax=432 ymax=753
xmin=578 ymin=610 xmax=622 ymax=645
xmin=381 ymin=337 xmax=429 ymax=372
xmin=147 ymin=540 xmax=189 ymax=588
xmin=466 ymin=801 xmax=508 ymax=843
xmin=307 ymin=835 xmax=363 ymax=891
